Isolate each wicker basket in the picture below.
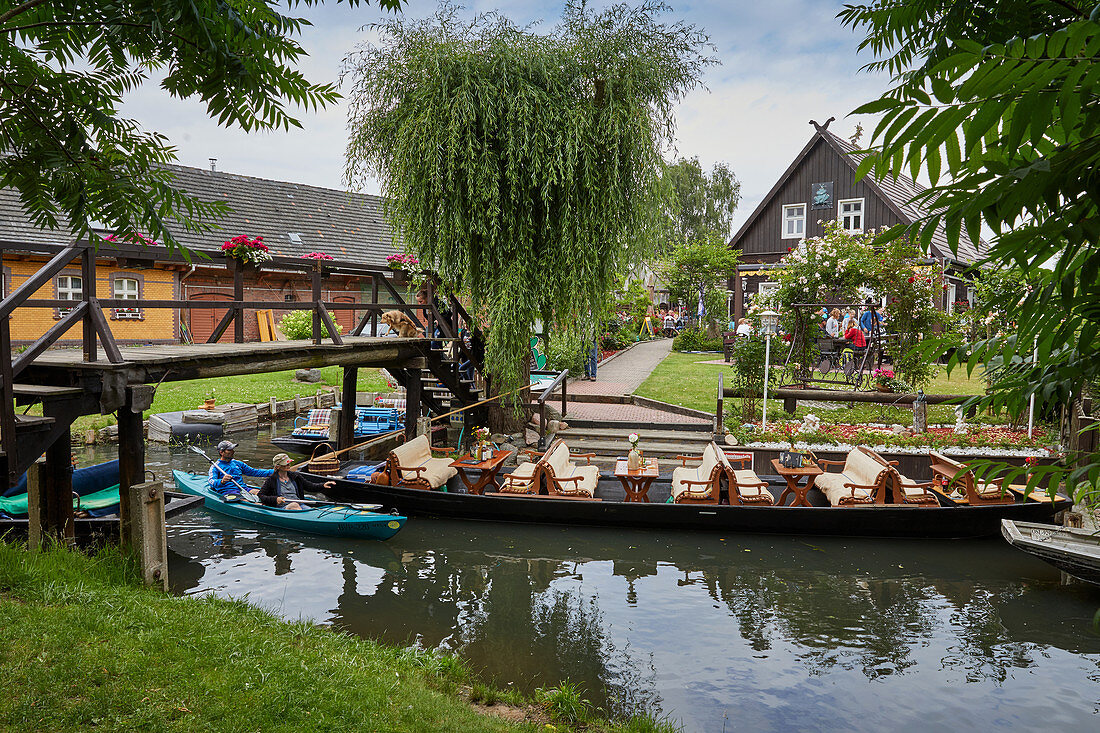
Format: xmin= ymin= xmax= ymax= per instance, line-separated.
xmin=307 ymin=444 xmax=341 ymax=475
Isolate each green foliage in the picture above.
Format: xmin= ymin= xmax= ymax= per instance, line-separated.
xmin=660 ymin=156 xmax=741 ymax=249
xmin=278 ymin=309 xmax=343 ymax=340
xmin=614 ymin=281 xmax=655 ymax=334
xmin=0 ymin=0 xmax=402 ymax=255
xmin=658 ymin=234 xmax=739 ymax=327
xmin=841 ymin=1 xmax=1100 ymax=494
xmin=536 ymin=681 xmax=591 ymax=725
xmin=343 ymin=1 xmax=716 ymax=396
xmin=671 ymin=326 xmax=722 ymax=352
xmin=728 ymin=335 xmax=778 ymax=421
xmin=774 ymin=221 xmax=940 ymax=387
xmin=545 ymin=329 xmax=586 ymax=374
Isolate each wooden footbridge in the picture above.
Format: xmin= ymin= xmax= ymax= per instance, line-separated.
xmin=0 ymin=241 xmax=487 ymax=553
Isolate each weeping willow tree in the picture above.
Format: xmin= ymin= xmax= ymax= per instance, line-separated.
xmin=343 ymin=1 xmax=715 ymax=423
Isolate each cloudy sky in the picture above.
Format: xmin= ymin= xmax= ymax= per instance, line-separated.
xmin=120 ymin=0 xmax=893 ymax=233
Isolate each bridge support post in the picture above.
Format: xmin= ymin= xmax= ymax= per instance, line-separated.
xmin=405 ymin=368 xmax=421 ymax=442
xmin=26 ymin=443 xmax=74 ymax=550
xmin=339 ymin=366 xmax=357 ymax=451
xmin=118 ymin=386 xmax=152 ymax=549
xmin=127 ymin=481 xmax=167 ymax=591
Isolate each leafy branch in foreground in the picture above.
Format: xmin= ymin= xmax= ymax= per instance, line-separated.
xmin=840 ymin=0 xmax=1100 ymax=496
xmin=343 ymin=0 xmax=716 ymax=401
xmin=0 ymin=0 xmax=403 ymax=256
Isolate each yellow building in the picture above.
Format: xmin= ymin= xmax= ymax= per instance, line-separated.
xmin=2 ymin=256 xmax=180 ymax=345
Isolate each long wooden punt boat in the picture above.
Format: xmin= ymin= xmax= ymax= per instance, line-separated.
xmin=312 ymin=465 xmax=1069 ymax=539
xmin=1001 ymin=519 xmax=1100 ymax=586
xmin=172 ymin=471 xmax=407 ymax=540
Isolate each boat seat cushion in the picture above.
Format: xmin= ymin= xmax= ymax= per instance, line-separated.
xmin=671 ymin=465 xmax=716 ymax=500
xmin=556 ymin=464 xmax=598 ymax=496
xmin=544 ymin=442 xmax=571 ymax=478
xmin=732 ymin=469 xmax=769 ymax=497
xmin=499 ymin=462 xmax=539 ymax=493
xmin=817 ymin=448 xmax=885 ymax=506
xmin=392 ymin=434 xmax=432 ymax=467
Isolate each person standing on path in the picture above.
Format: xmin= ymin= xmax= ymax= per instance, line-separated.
xmin=583 ymin=316 xmax=599 ymax=381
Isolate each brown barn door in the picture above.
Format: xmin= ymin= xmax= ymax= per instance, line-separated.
xmin=332 ymin=295 xmax=357 ymax=335
xmin=188 ymin=292 xmax=233 ymax=343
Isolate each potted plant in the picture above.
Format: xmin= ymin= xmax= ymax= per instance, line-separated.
xmin=303 ymin=251 xmax=334 ymax=270
xmin=204 ymin=388 xmax=216 ymax=410
xmin=221 ymin=235 xmax=272 ymax=269
xmin=385 ymin=253 xmax=419 ymax=284
xmin=872 ymin=368 xmax=909 ymax=393
xmin=473 ymin=426 xmax=492 ymax=461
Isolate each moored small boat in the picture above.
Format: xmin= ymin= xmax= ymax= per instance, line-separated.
xmin=1001 ymin=519 xmax=1100 ymax=586
xmin=171 ymin=470 xmax=406 ymax=540
xmin=1 ymin=460 xmax=122 ymax=518
xmin=271 ymin=407 xmax=404 ymax=456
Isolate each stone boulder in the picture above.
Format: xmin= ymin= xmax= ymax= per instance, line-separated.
xmin=294 ymin=368 xmax=323 ymax=383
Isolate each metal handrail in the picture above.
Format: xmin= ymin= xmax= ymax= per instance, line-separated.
xmin=534 ymin=368 xmax=569 ymax=449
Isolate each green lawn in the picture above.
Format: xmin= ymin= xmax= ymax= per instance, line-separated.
xmin=48 ymin=367 xmax=392 ymax=436
xmin=0 ymin=544 xmax=671 ymax=733
xmin=635 ymin=351 xmax=1016 ymax=427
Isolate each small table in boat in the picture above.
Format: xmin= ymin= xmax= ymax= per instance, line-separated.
xmin=771 ymin=459 xmax=824 ymax=507
xmin=614 ymin=458 xmax=660 ymax=503
xmin=450 ymin=450 xmax=511 ymax=496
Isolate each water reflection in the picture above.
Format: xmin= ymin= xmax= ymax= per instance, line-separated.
xmin=164 ymin=510 xmax=1100 ymax=731
xmin=72 ymin=440 xmax=1100 ymax=731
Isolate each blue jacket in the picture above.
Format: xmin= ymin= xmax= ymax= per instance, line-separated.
xmin=207 ymin=458 xmax=273 ymax=493
xmin=860 ymin=310 xmax=881 ymax=334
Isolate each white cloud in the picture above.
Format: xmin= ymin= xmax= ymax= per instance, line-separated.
xmin=118 ymin=0 xmax=892 ymax=230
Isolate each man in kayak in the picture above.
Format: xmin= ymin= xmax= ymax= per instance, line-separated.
xmin=207 ymin=440 xmax=272 ymax=500
xmin=258 ymin=454 xmax=337 ymax=510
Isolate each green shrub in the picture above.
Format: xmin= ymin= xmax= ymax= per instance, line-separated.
xmin=278 ymin=309 xmax=343 ymax=340
xmin=671 ymin=326 xmax=723 ymax=352
xmin=546 ymin=329 xmax=586 ymax=374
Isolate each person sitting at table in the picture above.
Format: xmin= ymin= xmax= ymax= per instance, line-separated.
xmin=844 ymin=320 xmax=866 ymax=348
xmin=825 ymin=308 xmax=842 ymax=338
xmin=258 ymin=453 xmax=337 ymax=510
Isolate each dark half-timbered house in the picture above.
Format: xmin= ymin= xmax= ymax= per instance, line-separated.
xmin=728 ymin=120 xmax=984 ymax=320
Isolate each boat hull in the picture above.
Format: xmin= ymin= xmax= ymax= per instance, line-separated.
xmin=1001 ymin=519 xmax=1100 ymax=586
xmin=172 ymin=471 xmax=405 ymax=540
xmin=270 ymin=435 xmax=334 ymax=456
xmin=317 ymin=475 xmax=1067 ymax=539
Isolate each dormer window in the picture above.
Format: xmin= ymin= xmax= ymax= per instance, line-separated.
xmin=782 ymin=204 xmax=805 ymax=239
xmin=839 ymin=198 xmax=864 ymax=232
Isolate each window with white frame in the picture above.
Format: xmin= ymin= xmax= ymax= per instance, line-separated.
xmin=781 ymin=204 xmax=805 ymax=239
xmin=839 ymin=198 xmax=864 ymax=232
xmin=947 ymin=282 xmax=957 ymax=314
xmin=758 ymin=281 xmax=780 ymax=304
xmin=113 ymin=277 xmax=141 ymax=319
xmin=56 ymin=275 xmax=82 ymax=317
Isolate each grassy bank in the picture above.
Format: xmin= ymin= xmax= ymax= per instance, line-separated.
xmin=56 ymin=367 xmax=391 ymax=436
xmin=0 ymin=544 xmax=676 ymax=733
xmin=635 ymin=352 xmax=1036 ymax=428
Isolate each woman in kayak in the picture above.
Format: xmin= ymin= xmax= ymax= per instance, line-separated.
xmin=258 ymin=453 xmax=337 ymax=510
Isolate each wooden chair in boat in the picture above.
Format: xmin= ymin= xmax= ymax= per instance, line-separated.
xmin=540 ymin=440 xmax=600 ymax=500
xmin=385 ymin=434 xmax=457 ymax=490
xmin=494 ymin=448 xmax=546 ymax=495
xmin=670 ymin=442 xmax=725 ymax=504
xmin=814 ymin=446 xmax=890 ymax=507
xmin=721 ymin=451 xmax=774 ymax=505
xmin=928 ymin=451 xmax=1012 ymax=505
xmin=857 ymin=449 xmax=938 ymax=507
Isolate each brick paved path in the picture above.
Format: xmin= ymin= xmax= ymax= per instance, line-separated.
xmin=564 ymin=401 xmax=708 ymax=424
xmin=567 ymin=338 xmax=674 ymax=396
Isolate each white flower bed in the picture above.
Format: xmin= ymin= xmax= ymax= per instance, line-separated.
xmin=743 ymin=441 xmax=1051 ymax=458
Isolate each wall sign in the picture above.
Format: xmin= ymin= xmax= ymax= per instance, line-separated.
xmin=810 ymin=181 xmax=834 ymax=210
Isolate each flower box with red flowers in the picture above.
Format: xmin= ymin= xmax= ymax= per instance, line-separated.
xmin=221 ymin=235 xmax=272 ymax=266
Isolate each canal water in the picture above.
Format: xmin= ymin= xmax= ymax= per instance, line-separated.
xmin=79 ymin=431 xmax=1100 ymax=732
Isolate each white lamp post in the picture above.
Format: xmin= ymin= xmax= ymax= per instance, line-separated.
xmin=760 ymin=310 xmax=779 ymax=433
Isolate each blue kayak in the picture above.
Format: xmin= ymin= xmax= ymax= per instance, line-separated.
xmin=171 ymin=470 xmax=405 ymax=540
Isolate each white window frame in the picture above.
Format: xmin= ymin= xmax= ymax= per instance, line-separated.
xmin=838 ymin=198 xmax=864 ymax=233
xmin=113 ymin=277 xmax=141 ymax=319
xmin=947 ymin=282 xmax=957 ymax=314
xmin=757 ymin=281 xmax=780 ymax=304
xmin=57 ymin=274 xmax=82 ymax=317
xmin=781 ymin=203 xmax=806 ymax=240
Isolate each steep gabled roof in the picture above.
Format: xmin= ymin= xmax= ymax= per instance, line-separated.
xmin=729 ymin=127 xmax=984 ymax=265
xmin=0 ymin=164 xmax=398 ymax=265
